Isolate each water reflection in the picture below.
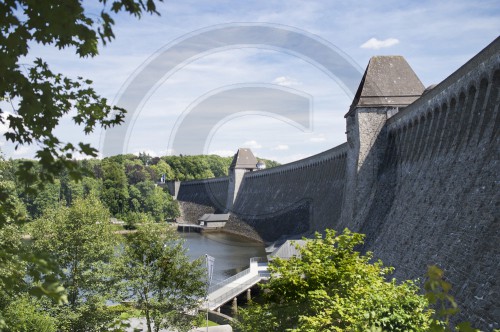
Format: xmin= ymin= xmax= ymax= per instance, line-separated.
xmin=180 ymin=232 xmax=266 ymax=285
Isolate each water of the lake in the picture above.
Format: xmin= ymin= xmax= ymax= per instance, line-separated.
xmin=179 ymin=232 xmax=266 ymax=286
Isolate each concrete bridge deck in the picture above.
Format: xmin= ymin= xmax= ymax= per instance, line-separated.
xmin=207 ymin=257 xmax=269 ymax=311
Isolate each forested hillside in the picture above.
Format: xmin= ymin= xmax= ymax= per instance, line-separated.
xmin=1 ymin=153 xmax=279 ymax=224
xmin=0 ymin=151 xmax=280 ymax=331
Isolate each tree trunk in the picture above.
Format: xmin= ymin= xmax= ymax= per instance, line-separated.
xmin=143 ymin=290 xmax=152 ymax=332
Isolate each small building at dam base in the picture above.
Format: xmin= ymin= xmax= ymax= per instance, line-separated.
xmin=167 ymin=38 xmax=499 ymax=329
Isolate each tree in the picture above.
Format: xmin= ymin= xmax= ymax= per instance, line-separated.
xmin=132 ymin=180 xmax=179 ymax=221
xmin=205 ymin=155 xmax=231 ymax=177
xmin=0 ymin=156 xmax=65 ymax=329
xmin=236 ymin=229 xmax=433 ymax=332
xmin=115 ymin=223 xmax=206 ymax=332
xmin=2 ymin=295 xmax=57 ymax=332
xmin=0 ymin=177 xmax=29 ymax=328
xmin=29 ymin=196 xmax=118 ymax=330
xmin=22 ymin=179 xmax=61 ymax=218
xmin=257 ymin=157 xmax=280 ymax=169
xmin=101 ymin=159 xmax=129 ymax=216
xmin=0 ymin=0 xmax=163 ymax=186
xmin=149 ymin=159 xmax=175 ymax=182
xmin=0 ymin=0 xmax=164 ymax=307
xmin=124 ymin=159 xmax=151 ymax=184
xmin=144 ymin=185 xmax=179 ymax=221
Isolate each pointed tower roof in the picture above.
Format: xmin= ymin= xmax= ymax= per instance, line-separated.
xmin=230 ymin=148 xmax=258 ymax=170
xmin=346 ymin=56 xmax=424 ymax=116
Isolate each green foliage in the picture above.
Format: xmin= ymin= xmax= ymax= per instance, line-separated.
xmin=101 ymin=160 xmax=130 ymax=215
xmin=125 ymin=180 xmax=179 ymax=222
xmin=106 ymin=304 xmax=143 ymax=318
xmin=29 ymin=196 xmax=118 ymax=330
xmin=162 ymin=155 xmax=215 ymax=181
xmin=150 ymin=159 xmax=175 ymax=181
xmin=115 ymin=223 xmax=206 ymax=332
xmin=425 ymin=266 xmax=479 ymax=332
xmin=21 ymin=179 xmax=61 ymax=218
xmin=2 ymin=295 xmax=57 ymax=332
xmin=124 ymin=158 xmax=152 ymax=184
xmin=0 ymin=158 xmax=66 ymax=329
xmin=0 ymin=179 xmax=28 ymax=295
xmin=257 ymin=157 xmax=280 ymax=169
xmin=154 ymin=154 xmax=279 ymax=181
xmin=0 ymin=0 xmax=164 ymax=187
xmin=236 ymin=229 xmax=432 ymax=332
xmin=203 ymin=155 xmax=233 ymax=178
xmin=123 ymin=211 xmax=154 ymax=230
xmin=3 ymin=152 xmax=279 ymax=224
xmin=0 ymin=0 xmax=165 ymax=314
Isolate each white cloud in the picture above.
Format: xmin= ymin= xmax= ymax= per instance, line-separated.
xmin=360 ymin=37 xmax=400 ymax=50
xmin=279 ymin=153 xmax=309 ymax=164
xmin=272 ymin=76 xmax=301 ymax=87
xmin=209 ymin=149 xmax=235 ymax=157
xmin=309 ymin=135 xmax=326 ymax=143
xmin=132 ymin=149 xmax=174 ymax=157
xmin=12 ymin=146 xmax=33 ymax=157
xmin=4 ymin=0 xmax=497 ymax=165
xmin=242 ymin=140 xmax=262 ymax=149
xmin=0 ymin=111 xmax=13 ymax=134
xmin=272 ymin=144 xmax=289 ymax=151
xmin=133 ymin=149 xmax=159 ymax=157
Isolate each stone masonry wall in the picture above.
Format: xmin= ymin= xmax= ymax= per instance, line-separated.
xmin=227 ymin=144 xmax=348 ymax=242
xmin=174 ymin=39 xmax=499 ymax=328
xmin=176 ymin=177 xmax=229 ymax=223
xmin=353 ymin=43 xmax=499 ymax=328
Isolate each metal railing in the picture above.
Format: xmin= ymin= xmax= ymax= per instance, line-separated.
xmin=205 ymin=257 xmax=269 ymax=309
xmin=208 ymin=257 xmax=267 ymax=294
xmin=250 ymin=257 xmax=266 ymax=263
xmin=208 ymin=268 xmax=251 ymax=294
xmin=208 ymin=274 xmax=262 ymax=310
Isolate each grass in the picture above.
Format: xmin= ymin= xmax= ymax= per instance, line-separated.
xmin=108 ymin=305 xmax=219 ymax=326
xmin=198 ymin=320 xmax=219 ymax=327
xmin=110 ymin=224 xmax=126 ymax=232
xmin=107 ymin=304 xmax=142 ymax=318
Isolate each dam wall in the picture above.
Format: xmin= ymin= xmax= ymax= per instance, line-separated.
xmin=353 ymin=42 xmax=499 ymax=326
xmin=228 ymin=144 xmax=348 ymax=242
xmin=175 ymin=177 xmax=229 ymax=222
xmin=175 ymin=144 xmax=348 ymax=242
xmin=173 ymin=38 xmax=499 ymax=328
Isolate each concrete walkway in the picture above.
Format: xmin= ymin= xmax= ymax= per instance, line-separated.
xmin=191 ymin=326 xmax=232 ymax=332
xmin=125 ymin=258 xmax=268 ymax=331
xmin=207 ymin=259 xmax=268 ymax=310
xmin=126 ymin=318 xmax=232 ymax=332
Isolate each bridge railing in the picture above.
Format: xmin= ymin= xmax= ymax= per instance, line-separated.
xmin=208 ymin=268 xmax=251 ymax=294
xmin=250 ymin=257 xmax=266 ymax=263
xmin=208 ymin=257 xmax=267 ymax=294
xmin=208 ymin=274 xmax=262 ymax=310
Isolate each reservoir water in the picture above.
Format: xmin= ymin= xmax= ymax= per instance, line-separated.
xmin=179 ymin=232 xmax=266 ymax=285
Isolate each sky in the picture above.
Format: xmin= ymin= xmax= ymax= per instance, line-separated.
xmin=2 ymin=0 xmax=499 ymax=163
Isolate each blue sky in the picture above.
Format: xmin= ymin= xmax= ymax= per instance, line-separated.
xmin=2 ymin=0 xmax=499 ymax=163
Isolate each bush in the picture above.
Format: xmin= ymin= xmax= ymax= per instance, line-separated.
xmin=123 ymin=211 xmax=154 ymax=230
xmin=236 ymin=229 xmax=433 ymax=331
xmin=3 ymin=295 xmax=57 ymax=332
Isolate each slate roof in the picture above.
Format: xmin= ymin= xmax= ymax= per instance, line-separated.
xmin=269 ymin=240 xmax=306 ymax=259
xmin=346 ymin=56 xmax=424 ymax=116
xmin=198 ymin=213 xmax=230 ymax=222
xmin=229 ymin=148 xmax=258 ymax=170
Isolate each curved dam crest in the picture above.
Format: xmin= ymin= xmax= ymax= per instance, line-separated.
xmin=168 ymin=38 xmax=499 ymax=329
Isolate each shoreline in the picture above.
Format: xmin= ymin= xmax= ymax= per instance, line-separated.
xmin=176 ymin=222 xmax=265 ymax=244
